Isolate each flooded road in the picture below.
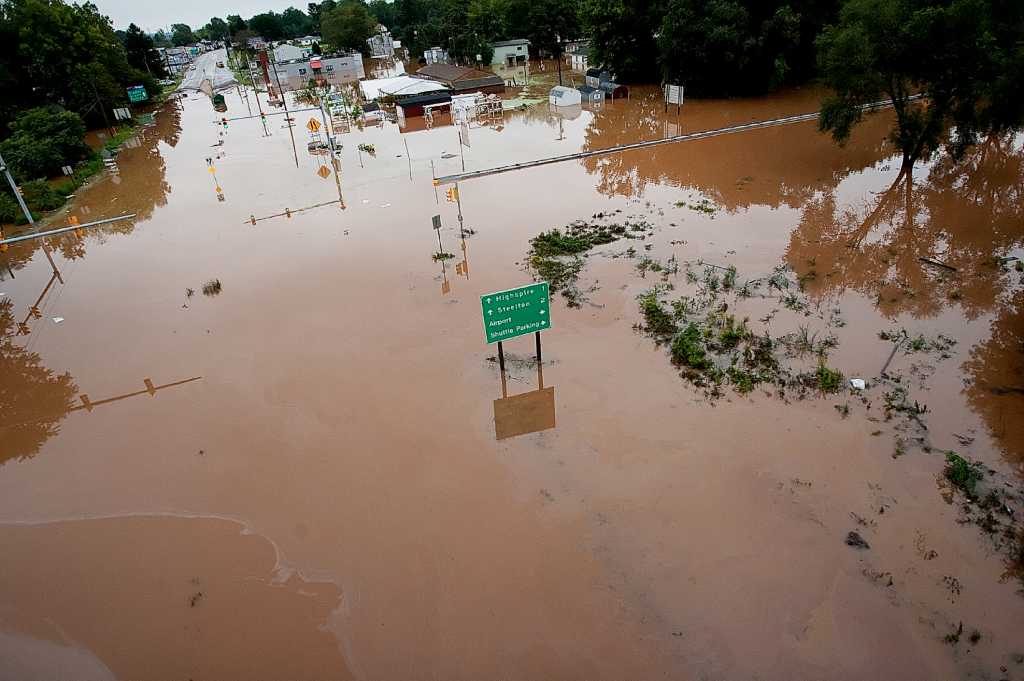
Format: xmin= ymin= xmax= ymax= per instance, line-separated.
xmin=1 ymin=84 xmax=1023 ymax=680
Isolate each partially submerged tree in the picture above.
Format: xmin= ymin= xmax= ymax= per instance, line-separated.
xmin=817 ymin=0 xmax=1024 ymax=167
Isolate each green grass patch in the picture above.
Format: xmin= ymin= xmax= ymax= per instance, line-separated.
xmin=944 ymin=452 xmax=984 ymax=499
xmin=671 ymin=323 xmax=712 ymax=371
xmin=639 ymin=292 xmax=678 ymax=336
xmin=815 ymin=363 xmax=843 ymax=393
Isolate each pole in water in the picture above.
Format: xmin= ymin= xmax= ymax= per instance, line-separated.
xmin=458 ymin=129 xmax=465 ymax=172
xmin=431 ymin=160 xmax=438 ymax=203
xmin=454 ymin=181 xmax=465 ymax=239
xmin=498 ymin=341 xmax=505 ymax=373
xmin=535 ymin=331 xmax=542 ymax=364
xmin=270 ymin=59 xmax=299 ymax=167
xmin=404 ymin=138 xmax=412 ymax=180
xmin=0 ymin=149 xmax=62 ymax=281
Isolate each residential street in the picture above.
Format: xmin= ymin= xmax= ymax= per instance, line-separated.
xmin=178 ymin=47 xmax=236 ymax=91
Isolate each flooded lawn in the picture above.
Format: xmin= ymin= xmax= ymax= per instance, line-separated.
xmin=1 ymin=83 xmax=1022 ymax=680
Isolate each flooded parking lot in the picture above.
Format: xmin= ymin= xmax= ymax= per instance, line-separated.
xmin=1 ymin=82 xmax=1023 ymax=680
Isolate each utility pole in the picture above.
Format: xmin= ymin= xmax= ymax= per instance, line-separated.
xmin=242 ymin=53 xmax=269 ymax=136
xmin=556 ymin=34 xmax=563 ymax=87
xmin=89 ymin=77 xmax=115 ymax=137
xmin=0 ymin=149 xmax=63 ymax=281
xmin=270 ymin=58 xmax=299 ymax=167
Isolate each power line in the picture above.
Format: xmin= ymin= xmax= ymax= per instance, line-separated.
xmin=433 ymin=96 xmax=917 ymax=185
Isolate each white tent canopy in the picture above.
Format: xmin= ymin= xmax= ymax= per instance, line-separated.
xmin=360 ymin=76 xmax=450 ymax=101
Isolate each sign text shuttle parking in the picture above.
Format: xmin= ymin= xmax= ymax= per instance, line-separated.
xmin=480 ymin=282 xmax=550 ymax=343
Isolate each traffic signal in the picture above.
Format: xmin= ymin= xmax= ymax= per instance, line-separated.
xmin=221 ymin=117 xmax=228 ymax=129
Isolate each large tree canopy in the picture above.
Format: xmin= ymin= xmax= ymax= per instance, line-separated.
xmin=122 ymin=22 xmax=168 ymax=77
xmin=0 ymin=0 xmax=158 ymax=132
xmin=818 ymin=0 xmax=1024 ymax=166
xmin=170 ymin=23 xmax=194 ymax=46
xmin=0 ymin=105 xmax=89 ymax=178
xmin=321 ymin=1 xmax=377 ymax=53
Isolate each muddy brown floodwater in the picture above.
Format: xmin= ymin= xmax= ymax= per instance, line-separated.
xmin=1 ymin=84 xmax=1023 ymax=681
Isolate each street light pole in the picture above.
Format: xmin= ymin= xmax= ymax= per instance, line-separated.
xmin=0 ymin=149 xmax=63 ymax=280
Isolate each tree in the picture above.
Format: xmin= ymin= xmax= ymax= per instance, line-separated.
xmin=657 ymin=1 xmax=807 ymax=95
xmin=368 ymin=0 xmax=396 ymax=28
xmin=227 ymin=14 xmax=247 ymax=33
xmin=122 ymin=23 xmax=168 ymax=78
xmin=580 ymin=0 xmax=659 ymax=79
xmin=152 ymin=29 xmax=172 ymax=46
xmin=281 ymin=6 xmax=313 ymax=36
xmin=205 ymin=17 xmax=229 ymax=40
xmin=527 ymin=0 xmax=580 ymax=54
xmin=0 ymin=106 xmax=89 ymax=178
xmin=321 ymin=1 xmax=377 ymax=53
xmin=170 ymin=23 xmax=194 ymax=45
xmin=0 ymin=0 xmax=158 ymax=130
xmin=817 ymin=0 xmax=1024 ymax=167
xmin=249 ymin=12 xmax=286 ymax=40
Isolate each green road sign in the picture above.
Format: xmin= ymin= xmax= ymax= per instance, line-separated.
xmin=127 ymin=85 xmax=148 ymax=103
xmin=481 ymin=282 xmax=550 ymax=344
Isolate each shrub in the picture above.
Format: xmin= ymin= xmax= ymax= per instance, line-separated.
xmin=20 ymin=180 xmax=66 ymax=212
xmin=671 ymin=323 xmax=711 ymax=370
xmin=0 ymin=106 xmax=89 ymax=178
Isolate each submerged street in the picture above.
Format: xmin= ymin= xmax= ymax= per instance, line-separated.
xmin=1 ymin=82 xmax=1023 ymax=680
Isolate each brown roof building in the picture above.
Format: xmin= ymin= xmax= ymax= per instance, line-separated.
xmin=414 ymin=64 xmax=505 ymax=95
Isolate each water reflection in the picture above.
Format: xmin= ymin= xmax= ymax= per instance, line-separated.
xmin=0 ymin=298 xmax=77 ymax=464
xmin=0 ymin=100 xmax=181 ymax=281
xmin=493 ymin=361 xmax=556 ymax=440
xmin=579 ymin=88 xmax=892 ymax=207
xmin=964 ymin=291 xmax=1024 ymax=467
xmin=787 ymin=133 xmax=1024 ymax=319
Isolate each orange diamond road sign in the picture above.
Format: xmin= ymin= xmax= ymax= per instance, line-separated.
xmin=307 ymin=118 xmax=321 ymax=133
xmin=317 ymin=165 xmax=331 ymax=179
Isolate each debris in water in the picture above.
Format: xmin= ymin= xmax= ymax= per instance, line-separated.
xmin=845 ymin=531 xmax=870 ymax=549
xmin=850 ymin=378 xmax=867 ymax=390
xmin=52 ymin=317 xmax=64 ymax=324
xmin=202 ymin=279 xmax=222 ymax=296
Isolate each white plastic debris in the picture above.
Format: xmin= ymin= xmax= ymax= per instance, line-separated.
xmin=52 ymin=317 xmax=64 ymax=324
xmin=850 ymin=378 xmax=866 ymax=390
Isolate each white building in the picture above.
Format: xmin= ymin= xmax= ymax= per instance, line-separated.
xmin=367 ymin=25 xmax=395 ymax=59
xmin=274 ymin=53 xmax=365 ymax=91
xmin=491 ymin=39 xmax=529 ymax=66
xmin=274 ymin=43 xmax=310 ymax=62
xmin=423 ymin=46 xmax=448 ymax=64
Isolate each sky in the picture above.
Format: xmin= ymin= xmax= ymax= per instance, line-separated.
xmin=90 ymin=0 xmax=296 ymax=32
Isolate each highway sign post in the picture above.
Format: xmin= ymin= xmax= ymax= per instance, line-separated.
xmin=481 ymin=282 xmax=550 ymax=372
xmin=127 ymin=85 xmax=148 ymax=103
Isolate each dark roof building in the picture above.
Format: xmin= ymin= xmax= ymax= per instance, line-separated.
xmin=414 ymin=64 xmax=505 ymax=95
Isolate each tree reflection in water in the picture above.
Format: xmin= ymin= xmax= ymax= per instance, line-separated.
xmin=0 ymin=298 xmax=78 ymax=465
xmin=0 ymin=100 xmax=182 ymax=279
xmin=787 ymin=133 xmax=1024 ymax=320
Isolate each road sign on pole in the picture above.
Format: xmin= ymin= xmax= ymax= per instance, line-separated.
xmin=127 ymin=85 xmax=148 ymax=103
xmin=307 ymin=117 xmax=321 ymax=133
xmin=480 ymin=282 xmax=550 ymax=344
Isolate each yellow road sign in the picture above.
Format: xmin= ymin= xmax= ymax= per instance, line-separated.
xmin=307 ymin=118 xmax=321 ymax=133
xmin=317 ymin=165 xmax=331 ymax=179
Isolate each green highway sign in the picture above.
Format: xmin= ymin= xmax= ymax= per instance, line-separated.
xmin=127 ymin=85 xmax=148 ymax=103
xmin=481 ymin=282 xmax=550 ymax=344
